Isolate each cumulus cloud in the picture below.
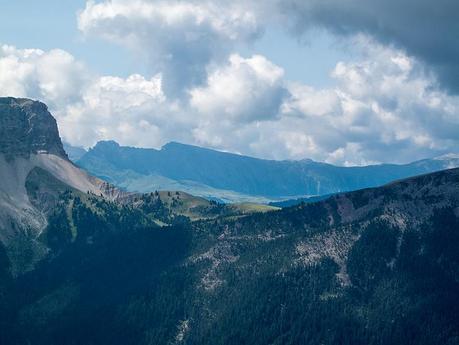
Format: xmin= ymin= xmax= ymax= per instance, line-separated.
xmin=79 ymin=0 xmax=459 ymax=95
xmin=0 ymin=45 xmax=89 ymax=108
xmin=78 ymin=0 xmax=262 ymax=97
xmin=190 ymin=54 xmax=288 ymax=123
xmin=68 ymin=0 xmax=459 ymax=164
xmin=183 ymin=39 xmax=459 ymax=165
xmin=280 ymin=0 xmax=459 ymax=94
xmin=60 ymin=74 xmax=169 ymax=147
xmin=0 ymin=44 xmax=187 ymax=148
xmin=1 ymin=39 xmax=458 ymax=165
xmin=281 ymin=38 xmax=459 ymax=164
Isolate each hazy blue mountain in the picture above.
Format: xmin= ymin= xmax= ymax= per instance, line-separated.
xmin=75 ymin=140 xmax=459 ymax=202
xmin=63 ymin=142 xmax=87 ymax=162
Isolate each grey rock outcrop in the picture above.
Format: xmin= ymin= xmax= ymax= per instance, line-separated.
xmin=0 ymin=98 xmax=117 ymax=274
xmin=0 ymin=97 xmax=67 ymax=159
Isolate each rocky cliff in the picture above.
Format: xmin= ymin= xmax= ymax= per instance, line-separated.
xmin=0 ymin=98 xmax=118 ymax=274
xmin=0 ymin=97 xmax=67 ymax=159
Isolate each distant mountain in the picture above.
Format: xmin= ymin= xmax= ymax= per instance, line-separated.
xmin=63 ymin=142 xmax=87 ymax=162
xmin=75 ymin=140 xmax=459 ymax=202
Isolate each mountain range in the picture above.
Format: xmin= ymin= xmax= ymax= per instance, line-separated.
xmin=71 ymin=140 xmax=459 ymax=203
xmin=1 ymin=97 xmax=458 ymax=344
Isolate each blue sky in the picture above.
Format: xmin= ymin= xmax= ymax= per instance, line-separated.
xmin=0 ymin=0 xmax=351 ymax=86
xmin=0 ymin=0 xmax=136 ymax=76
xmin=0 ymin=0 xmax=458 ymax=165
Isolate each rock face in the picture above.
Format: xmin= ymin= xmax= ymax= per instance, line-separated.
xmin=0 ymin=98 xmax=119 ymax=275
xmin=0 ymin=97 xmax=67 ymax=159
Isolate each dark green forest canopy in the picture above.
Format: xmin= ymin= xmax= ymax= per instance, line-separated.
xmin=1 ymin=168 xmax=458 ymax=345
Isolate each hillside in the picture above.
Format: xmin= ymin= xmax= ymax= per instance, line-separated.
xmin=75 ymin=140 xmax=459 ymax=202
xmin=0 ymin=98 xmax=274 ymax=274
xmin=1 ymin=167 xmax=458 ymax=344
xmin=0 ymin=98 xmax=124 ymax=274
xmin=1 ymin=98 xmax=458 ymax=344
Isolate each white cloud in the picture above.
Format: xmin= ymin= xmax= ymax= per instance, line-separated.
xmin=0 ymin=45 xmax=89 ymax=107
xmin=279 ymin=38 xmax=459 ymax=164
xmin=1 ymin=39 xmax=458 ymax=166
xmin=190 ymin=54 xmax=288 ymax=123
xmin=60 ymin=74 xmax=169 ymax=147
xmin=283 ymin=83 xmax=341 ymax=117
xmin=0 ymin=45 xmax=188 ymax=149
xmin=78 ymin=0 xmax=262 ymax=97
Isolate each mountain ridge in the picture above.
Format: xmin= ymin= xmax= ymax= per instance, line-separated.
xmin=84 ymin=139 xmax=459 ymax=167
xmin=75 ymin=139 xmax=459 ymax=202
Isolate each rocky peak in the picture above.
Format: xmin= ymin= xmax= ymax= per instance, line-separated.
xmin=0 ymin=97 xmax=67 ymax=159
xmin=92 ymin=140 xmax=121 ymax=151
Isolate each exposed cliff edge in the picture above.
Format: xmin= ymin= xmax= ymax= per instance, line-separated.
xmin=0 ymin=97 xmax=67 ymax=159
xmin=0 ymin=97 xmax=122 ymax=274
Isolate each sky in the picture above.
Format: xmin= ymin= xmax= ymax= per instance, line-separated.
xmin=0 ymin=0 xmax=458 ymax=166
